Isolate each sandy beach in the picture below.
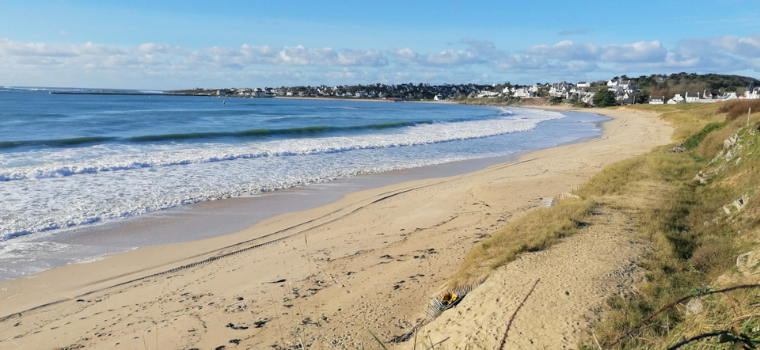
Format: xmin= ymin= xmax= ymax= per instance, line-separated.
xmin=0 ymin=106 xmax=672 ymax=350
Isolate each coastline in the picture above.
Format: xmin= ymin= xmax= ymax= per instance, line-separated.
xmin=0 ymin=106 xmax=673 ymax=349
xmin=272 ymin=95 xmax=456 ymax=103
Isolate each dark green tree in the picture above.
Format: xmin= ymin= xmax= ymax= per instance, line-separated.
xmin=593 ymin=88 xmax=617 ymax=107
xmin=636 ymin=91 xmax=650 ymax=104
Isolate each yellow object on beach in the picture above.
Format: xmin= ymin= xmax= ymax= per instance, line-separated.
xmin=440 ymin=293 xmax=458 ymax=309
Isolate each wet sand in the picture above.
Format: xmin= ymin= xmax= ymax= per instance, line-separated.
xmin=0 ymin=106 xmax=672 ymax=350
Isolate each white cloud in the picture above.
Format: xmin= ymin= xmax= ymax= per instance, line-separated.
xmin=0 ymin=38 xmax=75 ymax=57
xmin=711 ymin=34 xmax=760 ymax=57
xmin=191 ymin=44 xmax=387 ymax=67
xmin=494 ymin=53 xmax=599 ymax=77
xmin=71 ymin=41 xmax=125 ymax=56
xmin=387 ymin=48 xmax=419 ymax=64
xmin=642 ymin=37 xmax=750 ymax=71
xmin=459 ymin=38 xmax=504 ymax=60
xmin=334 ymin=49 xmax=387 ymax=66
xmin=525 ymin=40 xmax=666 ymax=63
xmin=599 ymin=41 xmax=667 ymax=63
xmin=495 ymin=54 xmax=547 ymax=70
xmin=137 ymin=43 xmax=185 ymax=55
xmin=526 ymin=41 xmax=598 ymax=61
xmin=425 ymin=49 xmax=479 ymax=65
xmin=1 ymin=34 xmax=760 ymax=89
xmin=388 ymin=40 xmax=502 ymax=66
xmin=275 ymin=46 xmax=336 ymax=66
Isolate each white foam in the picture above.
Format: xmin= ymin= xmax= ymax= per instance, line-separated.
xmin=0 ymin=241 xmax=72 ymax=260
xmin=72 ymin=256 xmax=107 ymax=264
xmin=0 ymin=109 xmax=563 ymax=181
xmin=0 ymin=108 xmax=568 ymax=239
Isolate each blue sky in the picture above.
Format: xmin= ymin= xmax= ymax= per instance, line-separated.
xmin=1 ymin=0 xmax=759 ymax=89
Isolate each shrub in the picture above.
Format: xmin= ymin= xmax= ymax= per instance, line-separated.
xmin=717 ymin=100 xmax=760 ymax=120
xmin=593 ymin=88 xmax=617 ymax=107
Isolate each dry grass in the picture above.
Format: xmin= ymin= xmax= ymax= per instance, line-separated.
xmin=682 ymin=122 xmax=728 ymax=150
xmin=693 ymin=114 xmax=760 ymax=160
xmin=447 ymin=197 xmax=594 ymax=287
xmin=576 ymin=152 xmax=702 ymax=198
xmin=634 ymin=103 xmax=726 ymax=142
xmin=717 ymin=99 xmax=760 ymax=120
xmin=585 ymin=104 xmax=760 ymax=349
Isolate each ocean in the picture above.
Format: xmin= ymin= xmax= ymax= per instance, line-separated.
xmin=0 ymin=87 xmax=608 ymax=280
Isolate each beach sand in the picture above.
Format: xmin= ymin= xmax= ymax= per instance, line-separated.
xmin=0 ymin=106 xmax=672 ymax=350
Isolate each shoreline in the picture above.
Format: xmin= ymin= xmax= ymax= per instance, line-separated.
xmin=0 ymin=106 xmax=673 ymax=349
xmin=273 ymin=95 xmax=456 ymax=103
xmin=0 ymin=104 xmax=596 ymax=282
xmin=13 ymin=151 xmax=526 ymax=280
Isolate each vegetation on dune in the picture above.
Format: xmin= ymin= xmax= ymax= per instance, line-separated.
xmin=682 ymin=122 xmax=728 ymax=150
xmin=720 ymin=99 xmax=760 ymax=121
xmin=587 ymin=103 xmax=760 ymax=350
xmin=634 ymin=102 xmax=728 ymax=143
xmin=444 ymin=100 xmax=760 ymax=349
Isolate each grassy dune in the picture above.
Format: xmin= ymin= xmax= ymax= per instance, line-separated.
xmin=446 ymin=101 xmax=760 ymax=349
xmin=591 ymin=104 xmax=760 ymax=350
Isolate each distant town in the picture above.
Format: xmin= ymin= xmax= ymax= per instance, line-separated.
xmin=172 ymin=72 xmax=760 ymax=107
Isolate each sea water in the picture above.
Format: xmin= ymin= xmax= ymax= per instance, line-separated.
xmin=0 ymin=87 xmax=607 ymax=280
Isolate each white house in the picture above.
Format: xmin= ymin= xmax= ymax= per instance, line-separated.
xmin=649 ymin=97 xmax=665 ymax=105
xmin=434 ymin=94 xmax=446 ymax=101
xmin=512 ymin=87 xmax=535 ymax=98
xmin=743 ymin=88 xmax=760 ymax=100
xmin=721 ymin=92 xmax=738 ymax=100
xmin=477 ymin=91 xmax=500 ymax=98
xmin=606 ymin=79 xmax=638 ymax=93
xmin=616 ymin=92 xmax=631 ymax=103
xmin=577 ymin=82 xmax=591 ymax=88
xmin=685 ymin=92 xmax=699 ymax=103
xmin=620 ymin=81 xmax=635 ymax=92
xmin=667 ymin=94 xmax=685 ymax=104
xmin=581 ymin=92 xmax=595 ymax=104
xmin=548 ymin=81 xmax=572 ymax=97
xmin=607 ymin=85 xmax=624 ymax=95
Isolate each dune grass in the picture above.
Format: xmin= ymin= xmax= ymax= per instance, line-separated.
xmin=636 ymin=103 xmax=726 ymax=142
xmin=682 ymin=122 xmax=728 ymax=150
xmin=443 ymin=101 xmax=760 ymax=349
xmin=586 ymin=104 xmax=760 ymax=349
